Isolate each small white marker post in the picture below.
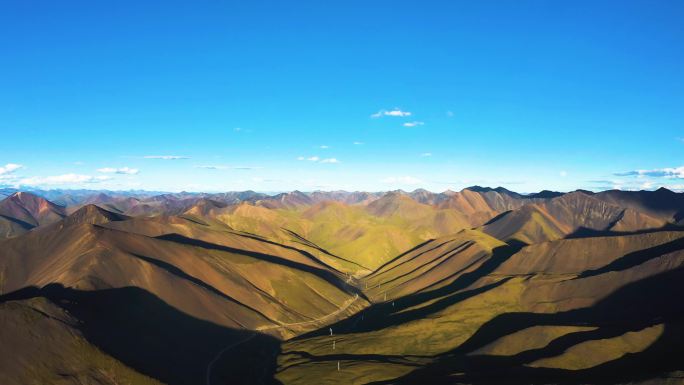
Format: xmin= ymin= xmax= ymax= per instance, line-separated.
xmin=329 ymin=327 xmax=333 ymax=336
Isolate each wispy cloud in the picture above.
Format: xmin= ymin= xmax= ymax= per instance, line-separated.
xmin=319 ymin=145 xmax=330 ymax=149
xmin=420 ymin=152 xmax=432 ymax=157
xmin=446 ymin=111 xmax=454 ymax=117
xmin=588 ymin=180 xmax=615 ymax=185
xmin=297 ymin=156 xmax=340 ymax=164
xmin=143 ymin=155 xmax=190 ymax=160
xmin=381 ymin=176 xmax=423 ymax=185
xmin=614 ymin=166 xmax=684 ymax=179
xmin=97 ymin=167 xmax=139 ymax=175
xmin=0 ymin=163 xmax=22 ymax=175
xmin=251 ymin=177 xmax=283 ymax=183
xmin=403 ymin=121 xmax=424 ymax=127
xmin=560 ymin=170 xmax=568 ymax=177
xmin=18 ymin=174 xmax=112 ymax=186
xmin=370 ymin=108 xmax=412 ymax=118
xmin=195 ymin=165 xmax=262 ymax=170
xmin=353 ymin=141 xmax=364 ymax=145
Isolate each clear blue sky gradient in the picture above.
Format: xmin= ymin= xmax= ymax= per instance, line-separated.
xmin=1 ymin=1 xmax=682 ymax=192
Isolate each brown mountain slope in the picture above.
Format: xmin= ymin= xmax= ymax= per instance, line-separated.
xmin=0 ymin=192 xmax=66 ymax=238
xmin=436 ymin=188 xmax=537 ymax=226
xmin=0 ymin=214 xmax=367 ymax=339
xmin=594 ymin=187 xmax=684 ymax=224
xmin=481 ymin=191 xmax=667 ymax=244
xmin=63 ymin=204 xmax=130 ymax=226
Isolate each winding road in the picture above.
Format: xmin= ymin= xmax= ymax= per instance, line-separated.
xmin=205 ymin=294 xmax=360 ymax=385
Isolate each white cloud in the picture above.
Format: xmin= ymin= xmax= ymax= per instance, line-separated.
xmin=371 ymin=108 xmax=412 ymax=118
xmin=381 ymin=176 xmax=423 ymax=185
xmin=353 ymin=141 xmax=364 ymax=145
xmin=196 ymin=165 xmax=224 ymax=170
xmin=196 ymin=165 xmax=261 ymax=170
xmin=297 ymin=156 xmax=339 ymax=164
xmin=18 ymin=174 xmax=112 ymax=186
xmin=615 ymin=166 xmax=684 ymax=179
xmin=97 ymin=167 xmax=139 ymax=175
xmin=143 ymin=155 xmax=190 ymax=160
xmin=0 ymin=163 xmax=22 ymax=175
xmin=234 ymin=127 xmax=242 ymax=132
xmin=319 ymin=145 xmax=330 ymax=149
xmin=420 ymin=152 xmax=432 ymax=157
xmin=560 ymin=170 xmax=568 ymax=177
xmin=403 ymin=121 xmax=424 ymax=127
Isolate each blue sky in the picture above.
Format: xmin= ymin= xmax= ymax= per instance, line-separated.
xmin=1 ymin=1 xmax=682 ymax=193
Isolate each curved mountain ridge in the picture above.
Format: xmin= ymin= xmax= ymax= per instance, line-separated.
xmin=481 ymin=191 xmax=668 ymax=244
xmin=0 ymin=209 xmax=367 ymax=338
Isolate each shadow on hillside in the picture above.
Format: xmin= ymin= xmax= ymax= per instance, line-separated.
xmin=0 ymin=213 xmax=34 ymax=230
xmin=296 ymin=244 xmax=522 ymax=339
xmin=576 ymin=236 xmax=684 ymax=279
xmin=375 ymin=266 xmax=684 ymax=384
xmin=154 ymin=233 xmax=367 ymax=299
xmin=0 ymin=284 xmax=282 ymax=385
xmin=565 ymin=223 xmax=684 ymax=240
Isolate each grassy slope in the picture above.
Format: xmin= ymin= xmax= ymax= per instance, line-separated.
xmin=275 ymin=230 xmax=684 ymax=384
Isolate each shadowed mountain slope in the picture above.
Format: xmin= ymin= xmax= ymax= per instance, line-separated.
xmin=276 ymin=229 xmax=684 ymax=384
xmin=594 ymin=188 xmax=684 ymax=224
xmin=481 ymin=192 xmax=668 ymax=244
xmin=0 ymin=210 xmax=368 ymax=340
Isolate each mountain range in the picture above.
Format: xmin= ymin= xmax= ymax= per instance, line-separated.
xmin=1 ymin=186 xmax=683 ymax=384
